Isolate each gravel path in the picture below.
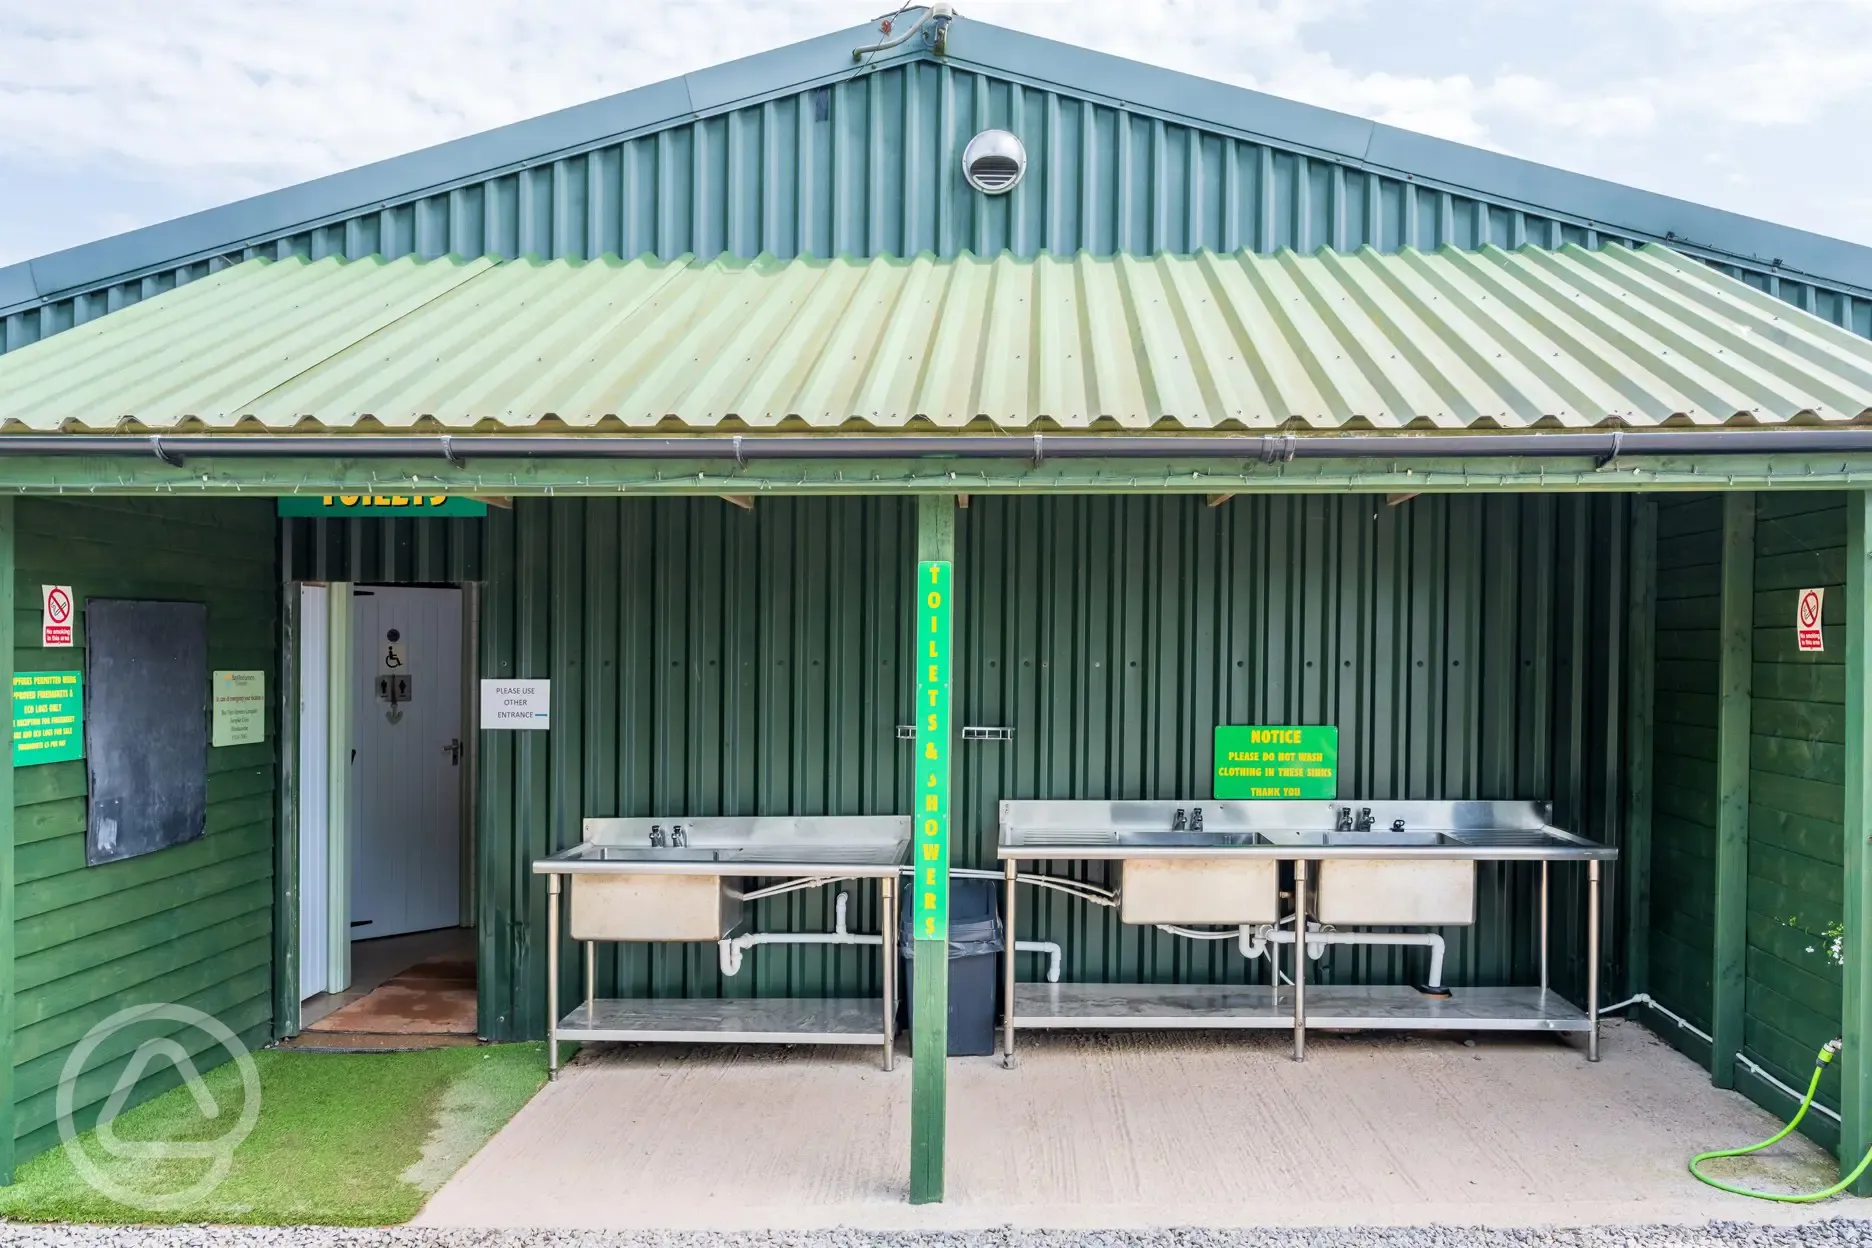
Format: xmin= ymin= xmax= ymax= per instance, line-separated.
xmin=5 ymin=1224 xmax=1872 ymax=1248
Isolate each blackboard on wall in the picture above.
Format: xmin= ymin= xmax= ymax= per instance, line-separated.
xmin=85 ymin=600 xmax=208 ymax=866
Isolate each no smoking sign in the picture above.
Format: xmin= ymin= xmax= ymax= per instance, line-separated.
xmin=41 ymin=585 xmax=74 ymax=649
xmin=1796 ymin=587 xmax=1825 ymax=653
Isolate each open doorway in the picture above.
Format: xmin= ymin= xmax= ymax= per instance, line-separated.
xmin=293 ymin=582 xmax=477 ymax=1046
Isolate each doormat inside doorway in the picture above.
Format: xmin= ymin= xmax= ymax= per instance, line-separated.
xmin=305 ymin=955 xmax=477 ymax=1036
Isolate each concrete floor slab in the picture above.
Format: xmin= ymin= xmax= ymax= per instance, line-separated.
xmin=416 ymin=1020 xmax=1852 ymax=1231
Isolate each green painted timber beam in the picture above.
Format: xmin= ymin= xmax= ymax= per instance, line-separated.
xmin=910 ymin=494 xmax=955 ymax=1205
xmin=1843 ymin=490 xmax=1872 ymax=1192
xmin=1623 ymin=497 xmax=1658 ymax=1000
xmin=1711 ymin=491 xmax=1755 ymax=1090
xmin=0 ymin=498 xmax=14 ymax=1184
xmin=4 ymin=454 xmax=1872 ymax=496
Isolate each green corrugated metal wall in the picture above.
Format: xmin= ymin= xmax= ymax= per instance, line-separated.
xmin=475 ymin=492 xmax=1627 ymax=1039
xmin=1746 ymin=493 xmax=1847 ymax=1118
xmin=11 ymin=498 xmax=277 ymax=1165
xmin=1648 ymin=495 xmax=1722 ymax=1049
xmin=475 ymin=497 xmax=914 ymax=1040
xmin=957 ymin=493 xmax=1625 ymax=999
xmin=9 ymin=59 xmax=1867 ymax=358
xmin=282 ymin=515 xmax=484 ymax=583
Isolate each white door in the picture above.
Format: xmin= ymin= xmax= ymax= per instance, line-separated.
xmin=350 ymin=586 xmax=464 ymax=939
xmin=298 ymin=584 xmax=331 ymax=999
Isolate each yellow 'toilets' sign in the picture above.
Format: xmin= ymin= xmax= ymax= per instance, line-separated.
xmin=276 ymin=497 xmax=488 ymax=516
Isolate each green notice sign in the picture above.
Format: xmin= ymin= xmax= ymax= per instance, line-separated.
xmin=277 ymin=495 xmax=488 ymax=517
xmin=1214 ymin=725 xmax=1338 ymax=799
xmin=13 ymin=671 xmax=83 ymax=767
xmin=914 ymin=560 xmax=953 ymax=940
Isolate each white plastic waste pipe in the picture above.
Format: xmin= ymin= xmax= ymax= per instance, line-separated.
xmin=719 ymin=891 xmax=879 ymax=977
xmin=716 ymin=891 xmax=1051 ymax=980
xmin=1016 ymin=940 xmax=1062 ymax=982
xmin=1249 ymin=926 xmax=1447 ymax=988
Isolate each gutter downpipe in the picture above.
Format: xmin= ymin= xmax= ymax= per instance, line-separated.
xmin=6 ymin=430 xmax=1872 ymax=463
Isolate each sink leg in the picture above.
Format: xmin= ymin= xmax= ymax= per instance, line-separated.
xmin=547 ymin=873 xmax=561 ymax=1080
xmin=1588 ymin=859 xmax=1602 ymax=1062
xmin=1293 ymin=858 xmax=1307 ymax=1063
xmin=1003 ymin=857 xmax=1018 ymax=1069
xmin=584 ymin=939 xmax=594 ymax=1014
xmin=882 ymin=873 xmax=897 ymax=1072
xmin=1540 ymin=860 xmax=1550 ymax=996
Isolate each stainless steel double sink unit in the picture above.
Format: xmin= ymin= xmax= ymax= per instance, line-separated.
xmin=998 ymin=799 xmax=1617 ymax=1064
xmin=532 ymin=815 xmax=911 ymax=1078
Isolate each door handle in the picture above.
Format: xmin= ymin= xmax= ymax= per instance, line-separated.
xmin=444 ymin=738 xmax=464 ymax=766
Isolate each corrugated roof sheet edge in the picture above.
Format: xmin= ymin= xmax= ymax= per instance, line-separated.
xmin=5 ymin=241 xmax=1870 ymax=434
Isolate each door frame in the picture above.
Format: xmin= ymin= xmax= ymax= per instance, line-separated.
xmin=274 ymin=578 xmax=476 ymax=1038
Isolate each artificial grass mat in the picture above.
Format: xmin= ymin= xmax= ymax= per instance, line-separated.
xmin=0 ymin=1042 xmax=553 ymax=1225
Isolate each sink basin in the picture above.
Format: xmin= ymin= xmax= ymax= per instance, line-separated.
xmin=1261 ymin=828 xmax=1467 ymax=848
xmin=1113 ymin=830 xmax=1269 ymax=849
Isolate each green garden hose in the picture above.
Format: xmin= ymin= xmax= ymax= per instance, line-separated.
xmin=1690 ymin=1039 xmax=1872 ymax=1201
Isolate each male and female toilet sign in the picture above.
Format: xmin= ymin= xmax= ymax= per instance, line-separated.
xmin=1797 ymin=587 xmax=1825 ymax=653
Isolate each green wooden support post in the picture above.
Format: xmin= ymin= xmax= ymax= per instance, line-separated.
xmin=0 ymin=499 xmax=14 ymax=1185
xmin=1842 ymin=490 xmax=1872 ymax=1190
xmin=1711 ymin=491 xmax=1755 ymax=1089
xmin=1624 ymin=497 xmax=1657 ymax=1000
xmin=910 ymin=494 xmax=955 ymax=1205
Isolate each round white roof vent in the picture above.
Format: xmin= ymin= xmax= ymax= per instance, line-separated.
xmin=963 ymin=129 xmax=1027 ymax=195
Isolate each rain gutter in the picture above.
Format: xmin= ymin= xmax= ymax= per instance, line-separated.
xmin=1 ymin=430 xmax=1871 ymax=466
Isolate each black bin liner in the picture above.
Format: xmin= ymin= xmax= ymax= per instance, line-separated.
xmin=900 ymin=877 xmax=1004 ymax=1056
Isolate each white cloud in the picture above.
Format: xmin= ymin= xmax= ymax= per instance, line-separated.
xmin=1 ymin=0 xmax=1870 ymax=266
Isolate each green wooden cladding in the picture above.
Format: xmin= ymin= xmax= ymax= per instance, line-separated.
xmin=8 ymin=498 xmax=278 ymax=1169
xmin=1745 ymin=493 xmax=1848 ymax=1131
xmin=475 ymin=492 xmax=1631 ymax=1040
xmin=1642 ymin=491 xmax=1852 ymax=1148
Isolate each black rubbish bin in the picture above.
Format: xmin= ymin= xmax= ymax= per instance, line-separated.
xmin=899 ymin=877 xmax=1004 ymax=1056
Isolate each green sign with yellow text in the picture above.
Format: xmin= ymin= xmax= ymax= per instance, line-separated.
xmin=1214 ymin=725 xmax=1337 ymax=799
xmin=277 ymin=495 xmax=488 ymax=517
xmin=914 ymin=560 xmax=952 ymax=939
xmin=13 ymin=671 xmax=83 ymax=767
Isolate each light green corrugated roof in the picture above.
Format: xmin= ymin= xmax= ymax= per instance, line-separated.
xmin=4 ymin=243 xmax=1871 ymax=433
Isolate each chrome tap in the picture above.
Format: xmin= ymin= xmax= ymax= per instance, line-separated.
xmin=671 ymin=826 xmax=688 ymax=848
xmin=1336 ymin=806 xmax=1354 ymax=832
xmin=1172 ymin=808 xmax=1188 ymax=831
xmin=649 ymin=825 xmax=667 ymax=848
xmin=1190 ymin=807 xmax=1204 ymax=832
xmin=1355 ymin=807 xmax=1375 ymax=833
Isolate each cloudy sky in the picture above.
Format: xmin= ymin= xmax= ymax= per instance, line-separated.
xmin=2 ymin=0 xmax=1870 ymax=268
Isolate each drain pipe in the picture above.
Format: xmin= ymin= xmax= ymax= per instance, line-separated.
xmin=11 ymin=428 xmax=1872 ymax=465
xmin=1252 ymin=924 xmax=1447 ymax=988
xmin=719 ymin=890 xmax=878 ymax=977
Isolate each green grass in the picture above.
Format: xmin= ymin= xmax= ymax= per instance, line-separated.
xmin=0 ymin=1042 xmax=555 ymax=1225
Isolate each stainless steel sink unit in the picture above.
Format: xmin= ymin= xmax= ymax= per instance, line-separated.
xmin=997 ymin=799 xmax=1617 ymax=1065
xmin=532 ymin=815 xmax=912 ymax=1076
